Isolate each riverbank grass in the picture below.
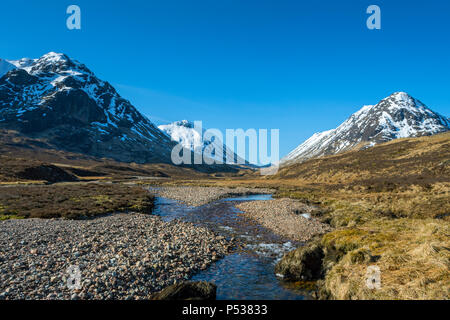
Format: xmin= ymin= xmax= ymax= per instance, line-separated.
xmin=321 ymin=218 xmax=449 ymax=300
xmin=274 ymin=186 xmax=449 ymax=300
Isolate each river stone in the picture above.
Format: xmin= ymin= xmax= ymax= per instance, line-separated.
xmin=275 ymin=240 xmax=324 ymax=281
xmin=150 ymin=281 xmax=217 ymax=300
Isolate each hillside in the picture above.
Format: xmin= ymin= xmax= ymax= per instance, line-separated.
xmin=276 ymin=132 xmax=450 ymax=191
xmin=0 ymin=129 xmax=214 ymax=183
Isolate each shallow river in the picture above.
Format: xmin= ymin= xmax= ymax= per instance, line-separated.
xmin=153 ymin=194 xmax=310 ymax=300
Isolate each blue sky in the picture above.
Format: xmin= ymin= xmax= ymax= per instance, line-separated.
xmin=1 ymin=0 xmax=449 ymax=158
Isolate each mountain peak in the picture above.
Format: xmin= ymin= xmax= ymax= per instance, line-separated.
xmin=175 ymin=120 xmax=194 ymax=128
xmin=384 ymin=91 xmax=419 ymax=105
xmin=26 ymin=52 xmax=91 ymax=76
xmin=41 ymin=52 xmax=67 ymax=61
xmin=36 ymin=52 xmax=72 ymax=67
xmin=282 ymin=93 xmax=449 ymax=164
xmin=158 ymin=120 xmax=248 ymax=165
xmin=390 ymin=91 xmax=410 ymax=98
xmin=0 ymin=52 xmax=175 ymax=164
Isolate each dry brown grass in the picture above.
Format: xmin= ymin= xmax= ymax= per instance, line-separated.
xmin=321 ymin=219 xmax=449 ymax=300
xmin=277 ymin=183 xmax=450 ymax=223
xmin=0 ymin=183 xmax=154 ymax=219
xmin=274 ymin=132 xmax=450 ymax=188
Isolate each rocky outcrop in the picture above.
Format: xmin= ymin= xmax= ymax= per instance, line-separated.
xmin=276 ymin=234 xmax=385 ymax=299
xmin=275 ymin=239 xmax=324 ymax=281
xmin=151 ymin=281 xmax=217 ymax=300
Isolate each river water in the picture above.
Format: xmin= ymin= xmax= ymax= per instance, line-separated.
xmin=153 ymin=194 xmax=310 ymax=300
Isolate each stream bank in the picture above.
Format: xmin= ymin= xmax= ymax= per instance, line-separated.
xmin=152 ymin=193 xmax=313 ymax=300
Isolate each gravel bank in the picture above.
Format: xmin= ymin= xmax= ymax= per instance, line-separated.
xmin=236 ymin=199 xmax=332 ymax=242
xmin=0 ymin=213 xmax=232 ymax=300
xmin=150 ymin=186 xmax=274 ymax=207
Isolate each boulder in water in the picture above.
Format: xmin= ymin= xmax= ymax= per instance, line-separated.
xmin=151 ymin=281 xmax=217 ymax=300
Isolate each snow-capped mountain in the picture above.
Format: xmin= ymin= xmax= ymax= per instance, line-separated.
xmin=0 ymin=52 xmax=176 ymax=163
xmin=159 ymin=120 xmax=246 ymax=164
xmin=282 ymin=92 xmax=449 ymax=164
xmin=159 ymin=120 xmax=204 ymax=151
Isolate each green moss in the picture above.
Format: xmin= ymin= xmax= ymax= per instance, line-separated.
xmin=0 ymin=214 xmax=24 ymax=221
xmin=91 ymin=195 xmax=112 ymax=204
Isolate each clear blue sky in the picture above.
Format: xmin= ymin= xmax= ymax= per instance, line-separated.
xmin=1 ymin=0 xmax=449 ymax=158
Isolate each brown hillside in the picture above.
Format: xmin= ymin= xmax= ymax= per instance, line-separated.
xmin=275 ymin=132 xmax=450 ymax=190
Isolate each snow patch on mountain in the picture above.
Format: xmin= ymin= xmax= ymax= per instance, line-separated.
xmin=159 ymin=120 xmax=203 ymax=150
xmin=8 ymin=57 xmax=36 ymax=69
xmin=159 ymin=120 xmax=246 ymax=164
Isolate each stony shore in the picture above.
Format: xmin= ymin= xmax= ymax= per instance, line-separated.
xmin=236 ymin=199 xmax=332 ymax=242
xmin=0 ymin=213 xmax=232 ymax=300
xmin=149 ymin=186 xmax=274 ymax=207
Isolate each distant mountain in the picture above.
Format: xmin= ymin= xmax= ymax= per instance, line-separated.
xmin=282 ymin=92 xmax=449 ymax=164
xmin=0 ymin=52 xmax=176 ymax=164
xmin=158 ymin=120 xmax=204 ymax=151
xmin=0 ymin=59 xmax=16 ymax=77
xmin=158 ymin=120 xmax=247 ymax=165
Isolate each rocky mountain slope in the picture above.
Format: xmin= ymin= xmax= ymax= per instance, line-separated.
xmin=282 ymin=92 xmax=449 ymax=164
xmin=0 ymin=52 xmax=176 ymax=164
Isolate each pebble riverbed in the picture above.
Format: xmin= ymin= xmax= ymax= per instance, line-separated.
xmin=151 ymin=186 xmax=274 ymax=207
xmin=236 ymin=199 xmax=332 ymax=242
xmin=0 ymin=213 xmax=232 ymax=300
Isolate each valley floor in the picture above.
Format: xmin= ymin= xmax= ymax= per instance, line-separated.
xmin=0 ymin=160 xmax=448 ymax=299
